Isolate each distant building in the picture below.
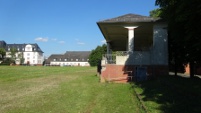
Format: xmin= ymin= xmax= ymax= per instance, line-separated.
xmin=0 ymin=40 xmax=44 ymax=65
xmin=46 ymin=51 xmax=91 ymax=66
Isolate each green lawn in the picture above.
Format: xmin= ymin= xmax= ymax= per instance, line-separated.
xmin=132 ymin=75 xmax=201 ymax=113
xmin=2 ymin=66 xmax=200 ymax=113
xmin=0 ymin=66 xmax=144 ymax=113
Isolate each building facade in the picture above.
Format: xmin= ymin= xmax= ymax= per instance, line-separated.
xmin=0 ymin=40 xmax=44 ymax=65
xmin=97 ymin=14 xmax=168 ymax=83
xmin=46 ymin=51 xmax=91 ymax=66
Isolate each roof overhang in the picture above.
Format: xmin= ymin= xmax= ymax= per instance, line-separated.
xmin=97 ymin=14 xmax=162 ymax=51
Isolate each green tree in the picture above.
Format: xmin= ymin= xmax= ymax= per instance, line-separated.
xmin=9 ymin=47 xmax=18 ymax=64
xmin=149 ymin=8 xmax=162 ymax=18
xmin=88 ymin=44 xmax=107 ymax=66
xmin=155 ymin=0 xmax=201 ymax=78
xmin=0 ymin=48 xmax=6 ymax=60
xmin=18 ymin=52 xmax=24 ymax=64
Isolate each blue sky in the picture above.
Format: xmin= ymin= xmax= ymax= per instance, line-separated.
xmin=0 ymin=0 xmax=158 ymax=57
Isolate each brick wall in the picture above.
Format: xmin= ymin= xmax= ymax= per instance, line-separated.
xmin=100 ymin=64 xmax=169 ymax=83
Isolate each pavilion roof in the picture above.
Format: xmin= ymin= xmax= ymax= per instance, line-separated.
xmin=98 ymin=13 xmax=160 ymax=23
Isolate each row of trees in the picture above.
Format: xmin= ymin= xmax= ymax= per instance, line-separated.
xmin=152 ymin=0 xmax=201 ymax=77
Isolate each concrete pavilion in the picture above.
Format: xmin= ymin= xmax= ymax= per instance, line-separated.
xmin=97 ymin=14 xmax=168 ymax=83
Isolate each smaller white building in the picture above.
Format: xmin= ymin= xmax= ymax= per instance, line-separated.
xmin=46 ymin=51 xmax=91 ymax=66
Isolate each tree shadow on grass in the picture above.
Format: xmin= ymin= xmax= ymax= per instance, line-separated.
xmin=131 ymin=75 xmax=201 ymax=113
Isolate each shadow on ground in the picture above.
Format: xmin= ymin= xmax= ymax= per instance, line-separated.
xmin=131 ymin=74 xmax=201 ymax=113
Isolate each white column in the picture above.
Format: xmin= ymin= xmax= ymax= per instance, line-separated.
xmin=106 ymin=42 xmax=112 ymax=63
xmin=125 ymin=26 xmax=138 ymax=52
xmin=107 ymin=42 xmax=110 ymax=55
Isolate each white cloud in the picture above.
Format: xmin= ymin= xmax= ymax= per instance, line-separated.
xmin=101 ymin=40 xmax=106 ymax=43
xmin=77 ymin=42 xmax=85 ymax=45
xmin=58 ymin=41 xmax=65 ymax=44
xmin=75 ymin=38 xmax=85 ymax=45
xmin=35 ymin=37 xmax=48 ymax=42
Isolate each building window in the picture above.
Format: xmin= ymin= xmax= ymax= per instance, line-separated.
xmin=71 ymin=59 xmax=73 ymax=61
xmin=82 ymin=59 xmax=85 ymax=61
xmin=27 ymin=47 xmax=31 ymax=51
xmin=27 ymin=57 xmax=30 ymax=60
xmin=27 ymin=53 xmax=30 ymax=56
xmin=60 ymin=58 xmax=62 ymax=61
xmin=53 ymin=59 xmax=56 ymax=61
xmin=64 ymin=59 xmax=67 ymax=61
xmin=76 ymin=59 xmax=78 ymax=61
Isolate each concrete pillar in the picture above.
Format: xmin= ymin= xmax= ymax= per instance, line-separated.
xmin=106 ymin=42 xmax=112 ymax=63
xmin=125 ymin=26 xmax=138 ymax=52
xmin=107 ymin=42 xmax=110 ymax=55
xmin=152 ymin=24 xmax=168 ymax=65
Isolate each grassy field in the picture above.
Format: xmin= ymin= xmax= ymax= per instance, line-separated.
xmin=0 ymin=66 xmax=144 ymax=113
xmin=1 ymin=66 xmax=201 ymax=113
xmin=133 ymin=75 xmax=201 ymax=113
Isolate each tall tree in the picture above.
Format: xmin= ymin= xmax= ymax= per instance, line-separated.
xmin=0 ymin=48 xmax=6 ymax=60
xmin=88 ymin=44 xmax=107 ymax=66
xmin=18 ymin=52 xmax=24 ymax=64
xmin=9 ymin=47 xmax=18 ymax=64
xmin=156 ymin=0 xmax=201 ymax=78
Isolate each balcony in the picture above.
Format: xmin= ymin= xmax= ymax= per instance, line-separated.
xmin=102 ymin=50 xmax=152 ymax=66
